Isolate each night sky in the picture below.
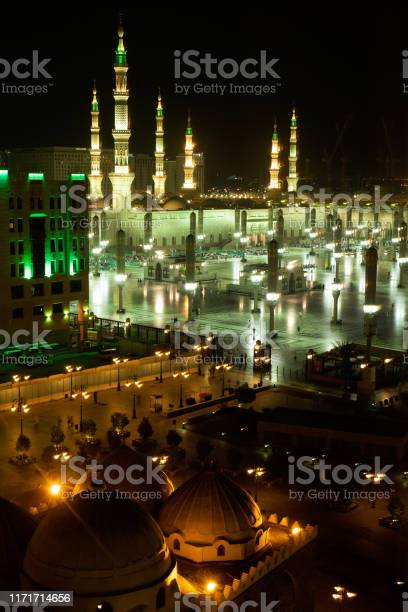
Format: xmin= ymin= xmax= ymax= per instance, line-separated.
xmin=1 ymin=9 xmax=407 ymax=187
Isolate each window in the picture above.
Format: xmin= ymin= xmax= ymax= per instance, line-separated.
xmin=52 ymin=302 xmax=63 ymax=314
xmin=173 ymin=539 xmax=180 ymax=551
xmin=70 ymin=280 xmax=82 ymax=292
xmin=72 ymin=238 xmax=78 ymax=251
xmin=18 ymin=263 xmax=24 ymax=277
xmin=80 ymin=238 xmax=85 ymax=250
xmin=37 ymin=198 xmax=43 ymax=209
xmin=18 ymin=241 xmax=24 ymax=255
xmin=49 ymin=196 xmax=55 ymax=209
xmin=156 ymin=587 xmax=166 ymax=610
xmin=58 ymin=260 xmax=64 ymax=274
xmin=50 ymin=218 xmax=56 ymax=231
xmin=17 ymin=219 xmax=23 ymax=232
xmin=33 ymin=305 xmax=44 ymax=316
xmin=11 ymin=285 xmax=24 ymax=299
xmin=8 ymin=197 xmax=14 ymax=210
xmin=17 ymin=197 xmax=22 ymax=210
xmin=12 ymin=308 xmax=24 ymax=319
xmin=58 ymin=238 xmax=64 ymax=252
xmin=217 ymin=544 xmax=225 ymax=557
xmin=50 ymin=239 xmax=56 ymax=253
xmin=32 ymin=284 xmax=44 ymax=297
xmin=9 ymin=218 xmax=15 ymax=232
xmin=51 ymin=260 xmax=56 ymax=275
xmin=73 ymin=260 xmax=78 ymax=274
xmin=51 ymin=281 xmax=64 ymax=295
xmin=9 ymin=242 xmax=15 ymax=255
xmin=30 ymin=197 xmax=35 ymax=210
xmin=10 ymin=264 xmax=16 ymax=278
xmin=80 ymin=258 xmax=85 ymax=272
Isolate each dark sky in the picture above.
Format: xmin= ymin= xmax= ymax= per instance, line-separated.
xmin=1 ymin=9 xmax=407 ymax=187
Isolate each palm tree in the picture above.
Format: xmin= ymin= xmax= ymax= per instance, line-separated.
xmin=333 ymin=341 xmax=356 ymax=399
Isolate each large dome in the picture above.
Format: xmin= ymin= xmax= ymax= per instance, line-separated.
xmin=162 ymin=196 xmax=187 ymax=211
xmin=0 ymin=497 xmax=36 ymax=588
xmin=159 ymin=470 xmax=265 ymax=562
xmin=22 ymin=497 xmax=176 ymax=595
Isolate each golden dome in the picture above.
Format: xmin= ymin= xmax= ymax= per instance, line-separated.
xmin=22 ymin=497 xmax=175 ymax=594
xmin=159 ymin=470 xmax=263 ymax=560
xmin=162 ymin=196 xmax=187 ymax=211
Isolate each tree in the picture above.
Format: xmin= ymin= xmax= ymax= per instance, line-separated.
xmin=82 ymin=419 xmax=97 ymax=443
xmin=166 ymin=429 xmax=182 ymax=448
xmin=236 ymin=383 xmax=256 ymax=407
xmin=196 ymin=438 xmax=213 ymax=463
xmin=16 ymin=434 xmax=31 ymax=454
xmin=50 ymin=419 xmax=65 ymax=448
xmin=388 ymin=496 xmax=405 ymax=520
xmin=138 ymin=417 xmax=153 ymax=442
xmin=111 ymin=412 xmax=130 ymax=435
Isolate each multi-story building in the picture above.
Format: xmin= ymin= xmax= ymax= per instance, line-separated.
xmin=0 ymin=169 xmax=89 ymax=348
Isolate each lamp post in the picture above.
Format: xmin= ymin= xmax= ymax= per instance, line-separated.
xmin=65 ymin=365 xmax=82 ymax=399
xmin=216 ymin=363 xmax=233 ymax=396
xmin=331 ymin=585 xmax=357 ymax=607
xmin=125 ymin=379 xmax=143 ymax=419
xmin=11 ymin=374 xmax=30 ymax=436
xmin=250 ymin=273 xmax=262 ymax=314
xmin=113 ymin=357 xmax=129 ymax=391
xmin=331 ymin=283 xmax=343 ymax=325
xmin=115 ymin=273 xmax=127 ymax=314
xmin=363 ymin=304 xmax=381 ymax=363
xmin=71 ymin=388 xmax=90 ymax=433
xmin=266 ymin=292 xmax=280 ymax=334
xmin=333 ymin=251 xmax=343 ymax=283
xmin=247 ymin=467 xmax=265 ymax=502
xmin=173 ymin=371 xmax=189 ymax=408
xmin=155 ymin=350 xmax=170 ymax=383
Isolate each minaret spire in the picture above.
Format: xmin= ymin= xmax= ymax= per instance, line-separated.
xmin=89 ymin=82 xmax=103 ymax=203
xmin=153 ymin=89 xmax=166 ymax=199
xmin=268 ymin=118 xmax=280 ymax=191
xmin=109 ymin=20 xmax=134 ymax=210
xmin=287 ymin=107 xmax=299 ymax=193
xmin=182 ymin=109 xmax=196 ymax=192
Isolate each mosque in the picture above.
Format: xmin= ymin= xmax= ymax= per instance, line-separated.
xmin=1 ymin=445 xmax=316 ymax=611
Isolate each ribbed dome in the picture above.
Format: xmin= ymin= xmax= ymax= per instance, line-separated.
xmin=162 ymin=196 xmax=187 ymax=211
xmin=0 ymin=497 xmax=36 ymax=588
xmin=23 ymin=497 xmax=175 ymax=594
xmin=159 ymin=470 xmax=262 ymax=546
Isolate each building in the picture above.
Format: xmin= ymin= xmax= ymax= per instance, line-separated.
xmin=0 ymin=170 xmax=89 ymax=348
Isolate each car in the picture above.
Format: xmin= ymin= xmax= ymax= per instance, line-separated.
xmin=379 ymin=516 xmax=401 ymax=531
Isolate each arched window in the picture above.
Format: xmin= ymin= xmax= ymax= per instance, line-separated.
xmin=173 ymin=538 xmax=180 ymax=551
xmin=217 ymin=544 xmax=225 ymax=557
xmin=156 ymin=586 xmax=166 ymax=610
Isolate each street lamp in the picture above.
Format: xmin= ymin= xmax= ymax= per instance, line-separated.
xmin=173 ymin=371 xmax=189 ymax=408
xmin=331 ymin=585 xmax=357 ymax=605
xmin=216 ymin=363 xmax=233 ymax=396
xmin=333 ymin=251 xmax=343 ymax=283
xmin=113 ymin=357 xmax=129 ymax=391
xmin=155 ymin=350 xmax=170 ymax=383
xmin=247 ymin=467 xmax=265 ymax=501
xmin=363 ymin=304 xmax=381 ymax=362
xmin=115 ymin=273 xmax=127 ymax=314
xmin=125 ymin=379 xmax=143 ymax=419
xmin=11 ymin=375 xmax=30 ymax=435
xmin=331 ymin=283 xmax=343 ymax=325
xmin=250 ymin=274 xmax=263 ymax=314
xmin=266 ymin=292 xmax=280 ymax=333
xmin=65 ymin=365 xmax=82 ymax=399
xmin=71 ymin=388 xmax=90 ymax=432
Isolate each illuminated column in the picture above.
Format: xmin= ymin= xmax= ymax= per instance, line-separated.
xmin=277 ymin=209 xmax=284 ymax=244
xmin=182 ymin=111 xmax=196 ymax=192
xmin=398 ymin=221 xmax=408 ymax=288
xmin=266 ymin=239 xmax=280 ymax=332
xmin=185 ymin=234 xmax=197 ymax=321
xmin=364 ymin=247 xmax=379 ymax=362
xmin=333 ymin=218 xmax=343 ymax=283
xmin=116 ymin=229 xmax=126 ymax=313
xmin=287 ymin=108 xmax=299 ymax=193
xmin=89 ymin=83 xmax=103 ymax=203
xmin=153 ymin=91 xmax=166 ymax=199
xmin=190 ymin=211 xmax=196 ymax=236
xmin=109 ymin=23 xmax=134 ymax=211
xmin=268 ymin=119 xmax=280 ymax=191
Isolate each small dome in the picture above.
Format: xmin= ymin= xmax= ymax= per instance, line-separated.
xmin=0 ymin=497 xmax=36 ymax=588
xmin=159 ymin=470 xmax=263 ymax=552
xmin=162 ymin=196 xmax=187 ymax=211
xmin=22 ymin=497 xmax=174 ymax=594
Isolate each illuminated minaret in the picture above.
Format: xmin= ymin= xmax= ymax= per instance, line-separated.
xmin=182 ymin=111 xmax=196 ymax=192
xmin=268 ymin=119 xmax=280 ymax=190
xmin=109 ymin=22 xmax=134 ymax=210
xmin=287 ymin=108 xmax=299 ymax=193
xmin=153 ymin=91 xmax=166 ymax=199
xmin=89 ymin=83 xmax=103 ymax=203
